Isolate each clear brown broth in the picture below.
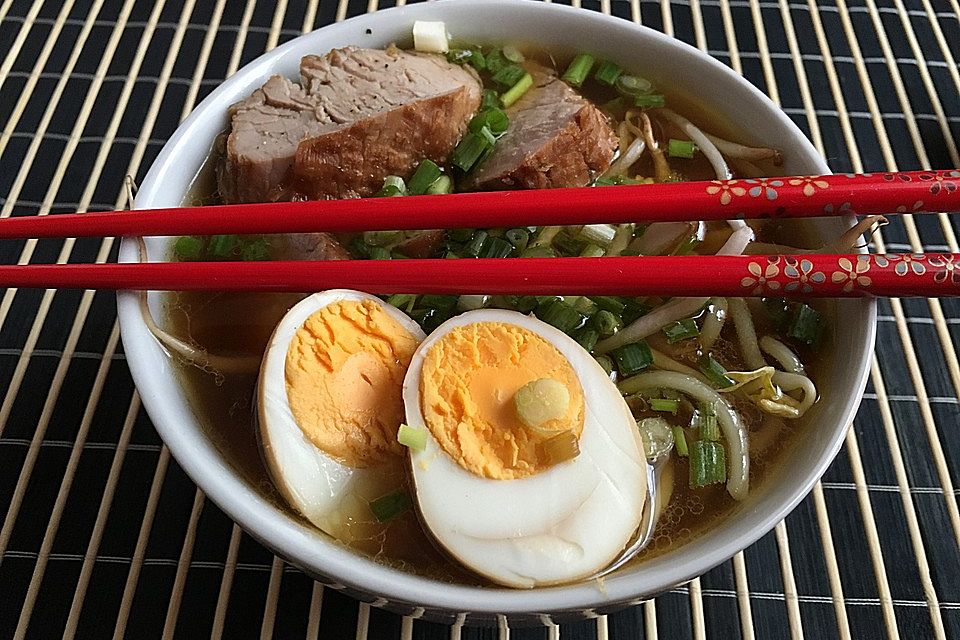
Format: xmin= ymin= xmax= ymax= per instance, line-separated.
xmin=164 ymin=48 xmax=831 ymax=584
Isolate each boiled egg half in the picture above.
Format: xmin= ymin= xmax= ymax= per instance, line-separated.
xmin=258 ymin=289 xmax=425 ymax=546
xmin=402 ymin=309 xmax=648 ymax=588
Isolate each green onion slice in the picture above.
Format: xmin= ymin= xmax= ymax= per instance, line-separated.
xmin=376 ymin=175 xmax=407 ymax=197
xmin=397 ymin=424 xmax=427 ymax=451
xmin=634 ymin=93 xmax=666 ymax=108
xmin=450 ymin=132 xmax=491 ymax=172
xmin=698 ymin=354 xmax=735 ymax=389
xmin=406 ymin=159 xmax=443 ymax=195
xmin=573 ymin=327 xmax=600 ymax=352
xmin=502 ymin=44 xmax=525 ymax=63
xmin=651 ymin=398 xmax=680 ymax=414
xmin=689 ymin=440 xmax=726 ymax=488
xmin=615 ymin=74 xmax=652 ymax=96
xmin=673 ymin=426 xmax=689 ymax=457
xmin=500 ymin=72 xmax=533 ymax=107
xmin=425 ymin=174 xmax=453 ymax=195
xmin=594 ymin=60 xmax=622 ymax=86
xmin=535 ymin=299 xmax=587 ymax=334
xmin=469 ymin=108 xmax=510 ymax=136
xmin=492 ymin=63 xmax=527 ymax=88
xmin=612 ymin=341 xmax=653 ymax=377
xmin=478 ymin=236 xmax=514 ymax=258
xmin=787 ymin=303 xmax=824 ymax=346
xmin=668 ymin=138 xmax=697 ymax=159
xmin=174 ymin=235 xmax=204 ymax=260
xmin=369 ymin=490 xmax=412 ymax=523
xmin=663 ymin=318 xmax=699 ymax=343
xmin=562 ymin=53 xmax=595 ymax=88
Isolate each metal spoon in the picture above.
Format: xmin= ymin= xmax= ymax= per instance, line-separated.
xmin=591 ymin=450 xmax=669 ymax=579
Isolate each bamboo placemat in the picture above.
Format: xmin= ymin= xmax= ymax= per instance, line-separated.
xmin=0 ymin=0 xmax=957 ymax=638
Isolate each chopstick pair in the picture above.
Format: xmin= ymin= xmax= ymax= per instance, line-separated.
xmin=0 ymin=169 xmax=957 ymax=297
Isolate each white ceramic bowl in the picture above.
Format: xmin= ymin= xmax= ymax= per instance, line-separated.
xmin=118 ymin=0 xmax=876 ymax=625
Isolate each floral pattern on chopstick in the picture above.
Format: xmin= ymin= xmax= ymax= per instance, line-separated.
xmin=739 ymin=253 xmax=960 ymax=296
xmin=705 ymin=170 xmax=957 ymax=219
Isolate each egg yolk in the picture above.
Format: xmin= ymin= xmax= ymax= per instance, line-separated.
xmin=285 ymin=300 xmax=419 ymax=468
xmin=418 ymin=322 xmax=585 ymax=480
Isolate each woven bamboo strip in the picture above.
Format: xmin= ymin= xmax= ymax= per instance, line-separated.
xmin=61 ymin=392 xmax=142 ymax=639
xmin=0 ymin=0 xmax=80 ymax=162
xmin=260 ymin=556 xmax=285 ymax=639
xmin=10 ymin=324 xmax=121 ymax=638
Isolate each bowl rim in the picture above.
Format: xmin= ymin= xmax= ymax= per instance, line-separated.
xmin=118 ymin=0 xmax=877 ymax=616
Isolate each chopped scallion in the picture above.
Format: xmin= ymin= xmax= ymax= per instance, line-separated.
xmin=450 ymin=132 xmax=491 ymax=172
xmin=595 ymin=354 xmax=615 ymax=375
xmin=174 ymin=235 xmax=204 ymax=260
xmin=457 ymin=294 xmax=490 ymax=311
xmin=651 ymin=398 xmax=680 ymax=414
xmin=386 ymin=294 xmax=417 ymax=312
xmin=419 ymin=294 xmax=458 ymax=312
xmin=591 ymin=296 xmax=626 ymax=314
xmin=615 ymin=74 xmax=652 ymax=96
xmin=492 ymin=63 xmax=527 ymax=88
xmin=568 ymin=296 xmax=598 ymax=316
xmin=591 ymin=309 xmax=622 ymax=336
xmin=502 ymin=44 xmax=525 ymax=63
xmin=787 ymin=303 xmax=824 ymax=346
xmin=668 ymin=138 xmax=696 ymax=158
xmin=500 ymin=72 xmax=533 ymax=107
xmin=578 ymin=223 xmax=617 ymax=246
xmin=478 ymin=236 xmax=514 ymax=258
xmin=208 ymin=234 xmax=240 ymax=259
xmin=763 ymin=297 xmax=792 ymax=329
xmin=448 ymin=227 xmax=475 ymax=243
xmin=369 ymin=246 xmax=392 ymax=260
xmin=376 ymin=175 xmax=407 ymax=197
xmin=397 ymin=424 xmax=427 ymax=451
xmin=689 ymin=440 xmax=726 ymax=488
xmin=464 ymin=230 xmax=488 ymax=257
xmin=469 ymin=108 xmax=509 ymax=136
xmin=407 ymin=159 xmax=443 ymax=195
xmin=663 ymin=318 xmax=699 ymax=343
xmin=580 ymin=243 xmax=605 ymax=258
xmin=485 ymin=48 xmax=508 ymax=74
xmin=466 ymin=48 xmax=486 ymax=71
xmin=633 ymin=94 xmax=666 ymax=108
xmin=535 ymin=299 xmax=587 ymax=334
xmin=637 ymin=417 xmax=674 ymax=460
xmin=241 ymin=237 xmax=270 ymax=261
xmin=520 ymin=245 xmax=557 ymax=258
xmin=425 ymin=174 xmax=453 ymax=195
xmin=505 ymin=228 xmax=530 ymax=252
xmin=368 ymin=490 xmax=412 ymax=522
xmin=363 ymin=230 xmax=403 ymax=246
xmin=612 ymin=341 xmax=654 ymax=376
xmin=594 ymin=60 xmax=622 ymax=86
xmin=480 ymin=88 xmax=502 ymax=111
xmin=698 ymin=354 xmax=735 ymax=389
xmin=673 ymin=426 xmax=689 ymax=456
xmin=573 ymin=327 xmax=600 ymax=352
xmin=562 ymin=53 xmax=595 ymax=88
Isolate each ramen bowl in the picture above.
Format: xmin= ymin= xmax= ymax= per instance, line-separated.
xmin=117 ymin=0 xmax=875 ymax=625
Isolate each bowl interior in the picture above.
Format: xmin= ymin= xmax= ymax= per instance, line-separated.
xmin=118 ymin=0 xmax=876 ymax=623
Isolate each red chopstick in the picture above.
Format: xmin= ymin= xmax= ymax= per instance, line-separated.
xmin=0 ymin=170 xmax=956 ymax=239
xmin=3 ymin=254 xmax=958 ymax=297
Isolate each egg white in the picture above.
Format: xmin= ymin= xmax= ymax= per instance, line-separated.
xmin=258 ymin=289 xmax=426 ymax=535
xmin=402 ymin=309 xmax=648 ymax=588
